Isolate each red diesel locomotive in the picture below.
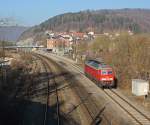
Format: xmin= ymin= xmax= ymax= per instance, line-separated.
xmin=84 ymin=59 xmax=117 ymax=88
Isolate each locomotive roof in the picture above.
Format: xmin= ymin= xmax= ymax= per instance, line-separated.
xmin=85 ymin=59 xmax=111 ymax=69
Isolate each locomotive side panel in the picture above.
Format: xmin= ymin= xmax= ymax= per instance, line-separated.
xmin=85 ymin=63 xmax=99 ymax=81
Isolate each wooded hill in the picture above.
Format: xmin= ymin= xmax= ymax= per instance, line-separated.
xmin=19 ymin=9 xmax=150 ymax=41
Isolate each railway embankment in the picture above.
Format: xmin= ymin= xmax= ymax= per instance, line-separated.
xmin=39 ymin=51 xmax=141 ymax=125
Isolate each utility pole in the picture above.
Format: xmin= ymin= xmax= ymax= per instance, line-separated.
xmin=73 ymin=37 xmax=77 ymax=60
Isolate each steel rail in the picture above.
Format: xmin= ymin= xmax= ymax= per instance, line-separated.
xmin=103 ymin=89 xmax=150 ymax=125
xmin=111 ymin=89 xmax=150 ymax=124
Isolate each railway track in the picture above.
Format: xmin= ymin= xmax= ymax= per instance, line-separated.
xmin=43 ymin=52 xmax=150 ymax=125
xmin=35 ymin=54 xmax=60 ymax=125
xmin=37 ymin=53 xmax=106 ymax=125
xmin=104 ymin=89 xmax=150 ymax=125
xmin=39 ymin=53 xmax=112 ymax=125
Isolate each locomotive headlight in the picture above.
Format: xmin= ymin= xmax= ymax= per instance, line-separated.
xmin=109 ymin=78 xmax=113 ymax=80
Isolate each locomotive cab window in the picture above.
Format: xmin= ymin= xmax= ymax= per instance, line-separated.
xmin=108 ymin=71 xmax=113 ymax=74
xmin=102 ymin=70 xmax=107 ymax=75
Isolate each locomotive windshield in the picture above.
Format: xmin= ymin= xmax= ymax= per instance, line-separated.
xmin=101 ymin=70 xmax=113 ymax=75
xmin=108 ymin=71 xmax=113 ymax=74
xmin=102 ymin=70 xmax=107 ymax=75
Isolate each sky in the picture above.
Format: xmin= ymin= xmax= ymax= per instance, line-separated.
xmin=0 ymin=0 xmax=150 ymax=26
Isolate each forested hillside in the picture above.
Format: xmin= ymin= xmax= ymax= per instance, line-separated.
xmin=19 ymin=9 xmax=150 ymax=41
